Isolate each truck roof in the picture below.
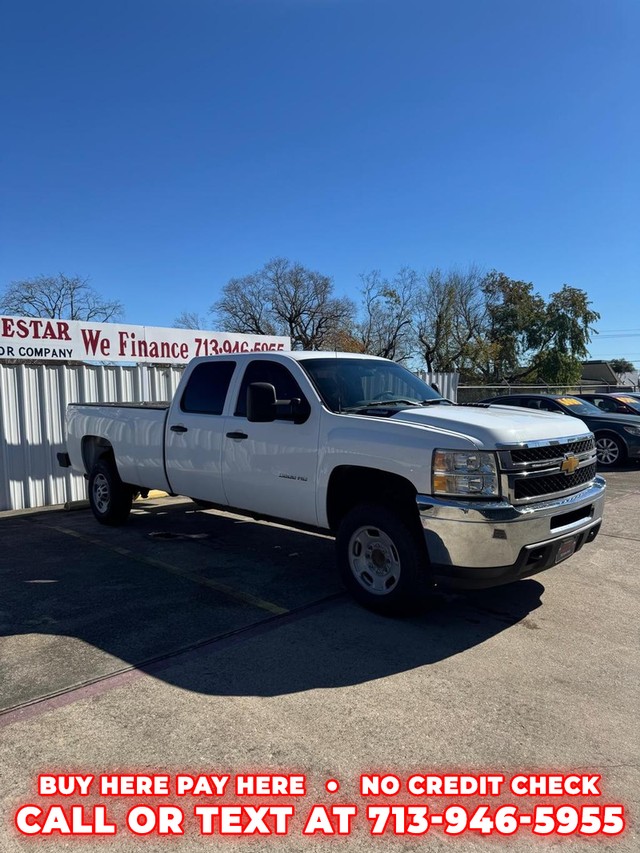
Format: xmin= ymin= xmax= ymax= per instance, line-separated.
xmin=277 ymin=351 xmax=388 ymax=362
xmin=190 ymin=351 xmax=391 ymax=365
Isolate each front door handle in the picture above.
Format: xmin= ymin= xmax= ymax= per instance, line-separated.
xmin=170 ymin=424 xmax=188 ymax=433
xmin=226 ymin=431 xmax=248 ymax=440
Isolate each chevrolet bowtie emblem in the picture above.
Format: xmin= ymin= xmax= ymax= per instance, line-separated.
xmin=561 ymin=454 xmax=580 ymax=475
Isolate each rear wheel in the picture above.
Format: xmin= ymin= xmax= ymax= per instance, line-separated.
xmin=595 ymin=434 xmax=626 ymax=467
xmin=336 ymin=504 xmax=429 ymax=615
xmin=88 ymin=458 xmax=134 ymax=525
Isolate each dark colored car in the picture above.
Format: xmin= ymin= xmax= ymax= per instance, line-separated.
xmin=480 ymin=393 xmax=640 ymax=467
xmin=575 ymin=392 xmax=640 ymax=416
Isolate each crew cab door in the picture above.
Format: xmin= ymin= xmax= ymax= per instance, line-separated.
xmin=165 ymin=360 xmax=237 ymax=503
xmin=222 ymin=359 xmax=320 ymax=526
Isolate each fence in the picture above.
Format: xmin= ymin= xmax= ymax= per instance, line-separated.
xmin=0 ymin=363 xmax=185 ymax=511
xmin=457 ymin=384 xmax=635 ymax=405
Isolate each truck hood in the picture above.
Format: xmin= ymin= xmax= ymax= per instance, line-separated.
xmin=391 ymin=404 xmax=591 ymax=447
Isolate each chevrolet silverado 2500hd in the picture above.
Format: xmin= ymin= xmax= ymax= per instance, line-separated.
xmin=61 ymin=352 xmax=605 ymax=612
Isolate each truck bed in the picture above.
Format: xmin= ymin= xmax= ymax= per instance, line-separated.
xmin=66 ymin=402 xmax=171 ymax=493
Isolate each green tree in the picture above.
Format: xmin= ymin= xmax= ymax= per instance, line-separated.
xmin=609 ymin=358 xmax=635 ymax=379
xmin=533 ymin=286 xmax=601 ymax=384
xmin=479 ymin=273 xmax=599 ymax=384
xmin=479 ymin=272 xmax=545 ymax=382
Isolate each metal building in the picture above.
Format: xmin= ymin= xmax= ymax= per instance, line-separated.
xmin=0 ymin=363 xmax=184 ymax=511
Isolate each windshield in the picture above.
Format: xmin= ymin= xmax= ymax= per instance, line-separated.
xmin=300 ymin=358 xmax=444 ymax=412
xmin=556 ymin=397 xmax=603 ymax=415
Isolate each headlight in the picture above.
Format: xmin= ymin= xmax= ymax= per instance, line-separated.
xmin=623 ymin=425 xmax=640 ymax=436
xmin=432 ymin=449 xmax=500 ymax=498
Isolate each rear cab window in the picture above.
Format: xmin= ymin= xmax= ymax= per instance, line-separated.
xmin=181 ymin=361 xmax=236 ymax=414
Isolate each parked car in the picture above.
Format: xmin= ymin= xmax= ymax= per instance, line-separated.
xmin=575 ymin=392 xmax=640 ymax=416
xmin=480 ymin=393 xmax=640 ymax=467
xmin=59 ymin=352 xmax=605 ymax=613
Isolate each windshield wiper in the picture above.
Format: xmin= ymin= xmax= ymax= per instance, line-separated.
xmin=349 ymin=399 xmax=424 ymax=409
xmin=341 ymin=398 xmax=453 ymax=413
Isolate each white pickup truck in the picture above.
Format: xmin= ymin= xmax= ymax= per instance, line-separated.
xmin=60 ymin=352 xmax=606 ymax=613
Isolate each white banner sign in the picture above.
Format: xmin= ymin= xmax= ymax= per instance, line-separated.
xmin=0 ymin=316 xmax=290 ymax=364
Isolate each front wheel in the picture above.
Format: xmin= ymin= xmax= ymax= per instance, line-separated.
xmin=88 ymin=458 xmax=134 ymax=526
xmin=595 ymin=434 xmax=626 ymax=467
xmin=335 ymin=504 xmax=429 ymax=615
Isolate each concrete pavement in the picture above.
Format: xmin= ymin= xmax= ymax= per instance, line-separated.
xmin=1 ymin=469 xmax=638 ymax=851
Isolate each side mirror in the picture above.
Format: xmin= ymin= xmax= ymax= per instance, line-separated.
xmin=288 ymin=397 xmax=309 ymax=424
xmin=247 ymin=382 xmax=277 ymax=422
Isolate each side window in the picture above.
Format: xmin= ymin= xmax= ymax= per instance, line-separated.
xmin=593 ymin=397 xmax=617 ymax=412
xmin=180 ymin=361 xmax=236 ymax=415
xmin=537 ymin=399 xmax=561 ymax=412
xmin=235 ymin=360 xmax=310 ymax=421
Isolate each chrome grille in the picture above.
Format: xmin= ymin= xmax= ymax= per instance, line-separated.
xmin=509 ymin=437 xmax=595 ymax=465
xmin=514 ymin=463 xmax=598 ymax=500
xmin=498 ymin=434 xmax=597 ymax=504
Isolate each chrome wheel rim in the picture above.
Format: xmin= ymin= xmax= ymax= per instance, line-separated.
xmin=93 ymin=473 xmax=110 ymax=513
xmin=596 ymin=437 xmax=619 ymax=465
xmin=348 ymin=525 xmax=401 ymax=595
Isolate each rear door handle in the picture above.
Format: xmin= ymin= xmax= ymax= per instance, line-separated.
xmin=226 ymin=431 xmax=248 ymax=440
xmin=170 ymin=424 xmax=188 ymax=433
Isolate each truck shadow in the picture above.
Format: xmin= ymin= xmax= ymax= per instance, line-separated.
xmin=137 ymin=581 xmax=545 ymax=699
xmin=1 ymin=502 xmax=544 ymax=708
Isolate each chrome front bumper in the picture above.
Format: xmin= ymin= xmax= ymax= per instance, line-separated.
xmin=416 ymin=476 xmax=606 ymax=589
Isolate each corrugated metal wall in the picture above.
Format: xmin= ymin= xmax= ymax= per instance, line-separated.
xmin=0 ymin=363 xmax=185 ymax=511
xmin=422 ymin=371 xmax=459 ymax=403
xmin=0 ymin=363 xmax=458 ymax=512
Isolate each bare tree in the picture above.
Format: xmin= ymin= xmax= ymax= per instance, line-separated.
xmin=214 ymin=272 xmax=277 ymax=336
xmin=414 ymin=267 xmax=486 ymax=372
xmin=173 ymin=311 xmax=208 ymax=330
xmin=213 ymin=258 xmax=355 ymax=349
xmin=0 ymin=274 xmax=123 ymax=321
xmin=267 ymin=259 xmax=355 ymax=350
xmin=356 ymin=267 xmax=417 ymax=361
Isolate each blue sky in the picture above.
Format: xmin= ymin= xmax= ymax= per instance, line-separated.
xmin=1 ymin=0 xmax=639 ymax=364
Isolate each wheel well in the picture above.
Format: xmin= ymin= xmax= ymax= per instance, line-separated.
xmin=326 ymin=466 xmax=418 ymax=531
xmin=82 ymin=436 xmax=115 ymax=474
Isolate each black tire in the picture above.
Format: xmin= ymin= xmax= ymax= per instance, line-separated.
xmin=88 ymin=458 xmax=134 ymax=526
xmin=336 ymin=503 xmax=430 ymax=615
xmin=595 ymin=433 xmax=626 ymax=467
